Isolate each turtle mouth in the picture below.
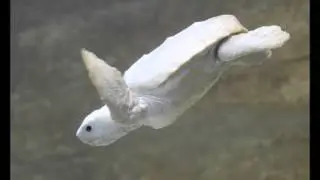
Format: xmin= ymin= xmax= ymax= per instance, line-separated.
xmin=80 ymin=137 xmax=117 ymax=147
xmin=81 ymin=139 xmax=103 ymax=146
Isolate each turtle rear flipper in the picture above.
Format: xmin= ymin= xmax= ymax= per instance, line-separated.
xmin=217 ymin=25 xmax=290 ymax=66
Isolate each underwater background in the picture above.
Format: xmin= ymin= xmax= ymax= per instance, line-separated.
xmin=11 ymin=0 xmax=309 ymax=179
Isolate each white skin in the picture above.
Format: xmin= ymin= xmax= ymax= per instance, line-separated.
xmin=76 ymin=105 xmax=142 ymax=146
xmin=76 ymin=24 xmax=289 ymax=147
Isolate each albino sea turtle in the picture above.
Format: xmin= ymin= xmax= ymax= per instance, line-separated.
xmin=75 ymin=15 xmax=290 ymax=146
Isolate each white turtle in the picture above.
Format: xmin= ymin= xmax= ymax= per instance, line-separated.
xmin=76 ymin=15 xmax=290 ymax=146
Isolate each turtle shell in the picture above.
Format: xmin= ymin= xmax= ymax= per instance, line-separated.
xmin=123 ymin=15 xmax=247 ymax=92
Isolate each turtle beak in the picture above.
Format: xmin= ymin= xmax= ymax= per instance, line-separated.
xmin=76 ymin=126 xmax=82 ymax=138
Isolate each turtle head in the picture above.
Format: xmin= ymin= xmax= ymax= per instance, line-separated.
xmin=76 ymin=105 xmax=142 ymax=146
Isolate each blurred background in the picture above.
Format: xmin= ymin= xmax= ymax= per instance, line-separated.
xmin=10 ymin=0 xmax=309 ymax=180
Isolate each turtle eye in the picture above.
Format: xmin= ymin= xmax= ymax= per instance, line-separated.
xmin=85 ymin=125 xmax=92 ymax=132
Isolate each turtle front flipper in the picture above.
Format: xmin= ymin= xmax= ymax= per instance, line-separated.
xmin=217 ymin=25 xmax=290 ymax=64
xmin=81 ymin=49 xmax=147 ymax=124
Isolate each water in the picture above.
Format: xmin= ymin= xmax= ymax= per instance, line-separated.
xmin=11 ymin=0 xmax=309 ymax=179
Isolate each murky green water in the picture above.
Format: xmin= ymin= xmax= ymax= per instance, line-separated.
xmin=11 ymin=0 xmax=309 ymax=179
xmin=11 ymin=104 xmax=309 ymax=180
